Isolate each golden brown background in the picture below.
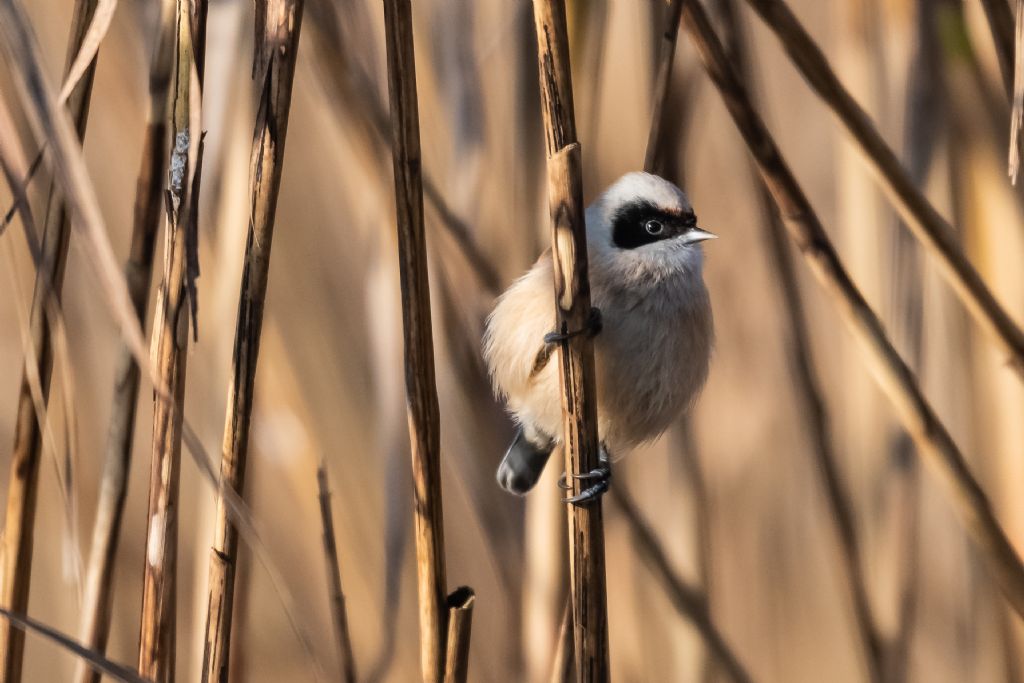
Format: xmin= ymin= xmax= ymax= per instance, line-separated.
xmin=2 ymin=0 xmax=1024 ymax=680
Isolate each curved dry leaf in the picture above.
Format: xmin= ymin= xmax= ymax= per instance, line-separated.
xmin=58 ymin=0 xmax=118 ymax=106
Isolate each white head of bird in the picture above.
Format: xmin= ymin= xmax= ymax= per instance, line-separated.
xmin=483 ymin=171 xmax=716 ymax=499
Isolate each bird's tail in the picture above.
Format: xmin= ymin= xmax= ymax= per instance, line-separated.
xmin=496 ymin=427 xmax=554 ymax=495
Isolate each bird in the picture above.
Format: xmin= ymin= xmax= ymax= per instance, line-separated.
xmin=483 ymin=171 xmax=715 ymax=504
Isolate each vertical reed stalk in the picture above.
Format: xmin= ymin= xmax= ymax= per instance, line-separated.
xmin=381 ymin=0 xmax=474 ymax=680
xmin=200 ymin=1 xmax=305 ymax=680
xmin=681 ymin=0 xmax=1024 ymax=621
xmin=0 ymin=1 xmax=99 ymax=680
xmin=73 ymin=4 xmax=177 ymax=681
xmin=531 ymin=0 xmax=609 ymax=679
xmin=137 ymin=1 xmax=200 ymax=679
xmin=316 ymin=462 xmax=357 ymax=683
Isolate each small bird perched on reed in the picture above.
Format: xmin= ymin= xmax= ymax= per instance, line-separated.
xmin=483 ymin=172 xmax=716 ymax=503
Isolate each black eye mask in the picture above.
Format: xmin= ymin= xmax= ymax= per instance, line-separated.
xmin=610 ymin=199 xmax=698 ymax=250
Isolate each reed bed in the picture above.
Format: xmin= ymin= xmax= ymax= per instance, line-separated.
xmin=1 ymin=0 xmax=1024 ymax=681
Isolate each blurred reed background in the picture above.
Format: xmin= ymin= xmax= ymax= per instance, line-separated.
xmin=2 ymin=0 xmax=1024 ymax=680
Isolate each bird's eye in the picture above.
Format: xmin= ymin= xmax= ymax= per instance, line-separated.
xmin=644 ymin=219 xmax=664 ymax=236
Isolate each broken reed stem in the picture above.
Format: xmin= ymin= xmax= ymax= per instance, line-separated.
xmin=741 ymin=0 xmax=1024 ymax=380
xmin=0 ymin=0 xmax=99 ymax=679
xmin=200 ymin=1 xmax=304 ymax=681
xmin=137 ymin=0 xmax=202 ymax=679
xmin=712 ymin=1 xmax=885 ymax=681
xmin=382 ymin=0 xmax=477 ymax=680
xmin=442 ymin=588 xmax=475 ymax=683
xmin=979 ymin=0 xmax=1015 ymax=97
xmin=643 ymin=0 xmax=684 ymax=174
xmin=611 ymin=487 xmax=755 ymax=683
xmin=531 ymin=0 xmax=609 ymax=680
xmin=73 ymin=4 xmax=177 ymax=681
xmin=682 ymin=0 xmax=1024 ymax=621
xmin=316 ymin=462 xmax=357 ymax=683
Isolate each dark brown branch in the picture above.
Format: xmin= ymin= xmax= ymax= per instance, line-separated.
xmin=531 ymin=1 xmax=610 ymax=680
xmin=0 ymin=0 xmax=100 ymax=679
xmin=681 ymin=0 xmax=1024 ymax=622
xmin=200 ymin=1 xmax=305 ymax=681
xmin=742 ymin=0 xmax=1024 ymax=380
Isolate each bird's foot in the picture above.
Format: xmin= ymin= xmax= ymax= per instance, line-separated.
xmin=558 ymin=447 xmax=611 ymax=506
xmin=544 ymin=306 xmax=602 ymax=345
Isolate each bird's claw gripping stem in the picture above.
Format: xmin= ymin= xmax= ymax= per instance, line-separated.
xmin=558 ymin=448 xmax=611 ymax=506
xmin=544 ymin=306 xmax=602 ymax=345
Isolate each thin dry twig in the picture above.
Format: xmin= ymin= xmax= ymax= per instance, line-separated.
xmin=0 ymin=608 xmax=146 ymax=683
xmin=200 ymin=1 xmax=305 ymax=680
xmin=316 ymin=462 xmax=356 ymax=683
xmin=531 ymin=0 xmax=610 ymax=679
xmin=612 ymin=487 xmax=756 ymax=683
xmin=0 ymin=0 xmax=100 ymax=678
xmin=742 ymin=0 xmax=1024 ymax=380
xmin=712 ymin=1 xmax=885 ymax=681
xmin=682 ymin=0 xmax=1024 ymax=621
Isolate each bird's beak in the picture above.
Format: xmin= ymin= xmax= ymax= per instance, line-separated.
xmin=683 ymin=228 xmax=717 ymax=245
